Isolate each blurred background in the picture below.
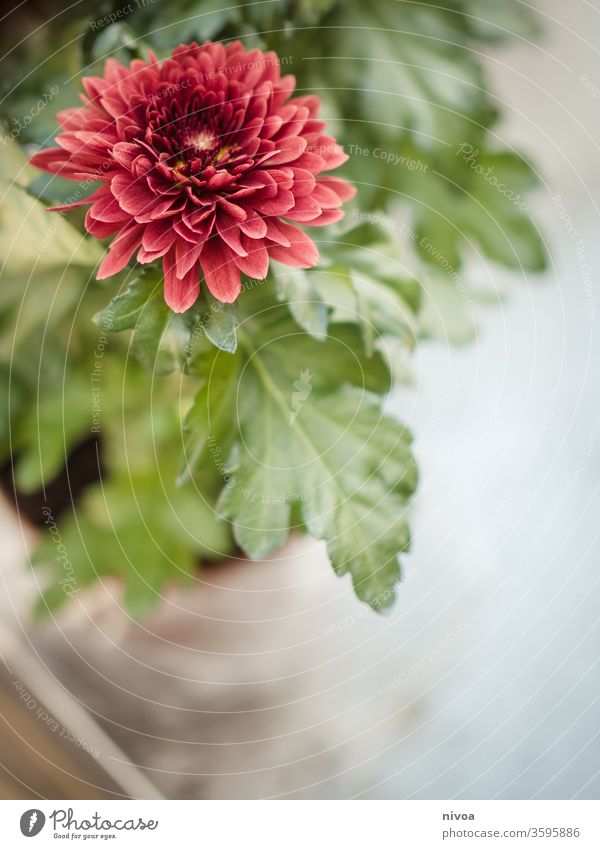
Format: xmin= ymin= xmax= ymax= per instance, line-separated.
xmin=1 ymin=0 xmax=599 ymax=800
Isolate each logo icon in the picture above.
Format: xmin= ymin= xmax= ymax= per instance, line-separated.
xmin=290 ymin=369 xmax=313 ymax=424
xmin=20 ymin=810 xmax=45 ymax=837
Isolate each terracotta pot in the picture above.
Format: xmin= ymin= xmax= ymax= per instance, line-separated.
xmin=0 ymin=487 xmax=475 ymax=799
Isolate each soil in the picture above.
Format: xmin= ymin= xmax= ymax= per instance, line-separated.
xmin=0 ymin=436 xmax=104 ymax=528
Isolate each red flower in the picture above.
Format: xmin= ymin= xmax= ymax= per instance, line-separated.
xmin=30 ymin=41 xmax=356 ymax=312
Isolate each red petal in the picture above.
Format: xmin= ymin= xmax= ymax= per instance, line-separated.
xmin=163 ymin=250 xmax=200 ymax=313
xmin=291 ymin=168 xmax=316 ymax=198
xmin=48 ymin=195 xmax=96 ymax=213
xmin=239 ymin=210 xmax=267 ymax=239
xmin=234 ymin=238 xmax=269 ymax=278
xmin=85 ymin=209 xmax=120 ymax=238
xmin=285 ymin=194 xmax=322 ymax=222
xmin=97 ymin=225 xmax=143 ymax=279
xmin=267 ymin=223 xmax=319 ymax=268
xmin=216 ymin=213 xmax=248 ymax=256
xmin=112 ymin=142 xmax=143 ymax=169
xmin=317 ymin=176 xmax=357 ymax=202
xmin=263 ymin=136 xmax=307 ymax=166
xmin=175 ymin=238 xmax=203 ymax=279
xmin=311 ymin=181 xmax=344 ymax=209
xmin=141 ymin=218 xmax=177 ymax=253
xmin=200 ymin=239 xmax=242 ymax=303
xmin=264 ymin=218 xmax=291 ymax=246
xmin=111 ymin=173 xmax=156 ymax=217
xmin=89 ymin=189 xmax=128 ymax=222
xmin=216 ymin=197 xmax=247 ymax=221
xmin=306 ymin=208 xmax=345 ymax=226
xmin=29 ymin=147 xmax=77 ymax=177
xmin=252 ymin=189 xmax=295 ymax=216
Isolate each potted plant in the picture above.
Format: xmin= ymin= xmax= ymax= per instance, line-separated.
xmin=0 ymin=0 xmax=546 ymax=621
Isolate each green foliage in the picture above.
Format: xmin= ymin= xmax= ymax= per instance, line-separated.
xmin=178 ymin=288 xmax=415 ymax=608
xmin=33 ymin=464 xmax=234 ymax=619
xmin=94 ymin=273 xmax=198 ymax=373
xmin=0 ymin=0 xmax=548 ymax=615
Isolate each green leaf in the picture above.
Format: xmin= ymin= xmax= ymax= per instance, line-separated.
xmin=201 ymin=293 xmax=238 ymax=353
xmin=14 ymin=366 xmax=92 ymax=492
xmin=177 ymin=291 xmax=411 ymax=607
xmin=307 ymin=2 xmax=492 ymax=150
xmin=218 ymin=363 xmax=417 ymax=608
xmin=238 ymin=294 xmax=392 ymax=396
xmin=273 ymin=264 xmax=329 ymax=340
xmin=307 ymin=221 xmax=421 ymax=354
xmin=94 ymin=275 xmax=196 ymax=374
xmin=178 ymin=346 xmax=241 ymax=486
xmin=33 ymin=463 xmax=235 ymax=620
xmin=457 ymin=0 xmax=542 ymax=42
xmin=0 ymin=141 xmax=102 ymax=271
xmin=402 ymin=148 xmax=547 ymax=273
xmin=418 ymin=266 xmax=476 ymax=346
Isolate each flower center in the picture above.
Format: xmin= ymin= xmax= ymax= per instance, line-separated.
xmin=184 ymin=129 xmax=216 ymax=154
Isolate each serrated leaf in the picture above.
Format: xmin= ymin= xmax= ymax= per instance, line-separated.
xmin=33 ymin=464 xmax=235 ymax=620
xmin=238 ymin=294 xmax=391 ymax=396
xmin=273 ymin=264 xmax=329 ymax=340
xmin=310 ymin=2 xmax=491 ymax=150
xmin=403 ymin=148 xmax=547 ymax=273
xmin=178 ymin=346 xmax=241 ymax=486
xmin=202 ymin=295 xmax=238 ymax=352
xmin=94 ymin=275 xmax=196 ymax=374
xmin=218 ymin=362 xmax=417 ymax=608
xmin=308 ymin=220 xmax=421 ymax=354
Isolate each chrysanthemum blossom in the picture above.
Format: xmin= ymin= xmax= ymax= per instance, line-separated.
xmin=30 ymin=41 xmax=356 ymax=311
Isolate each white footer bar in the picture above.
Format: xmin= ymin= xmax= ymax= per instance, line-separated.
xmin=0 ymin=800 xmax=598 ymax=847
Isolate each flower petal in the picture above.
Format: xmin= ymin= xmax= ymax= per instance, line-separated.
xmin=164 ymin=250 xmax=200 ymax=312
xmin=97 ymin=225 xmax=144 ymax=279
xmin=200 ymin=239 xmax=242 ymax=303
xmin=234 ymin=238 xmax=269 ymax=278
xmin=267 ymin=223 xmax=319 ymax=268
